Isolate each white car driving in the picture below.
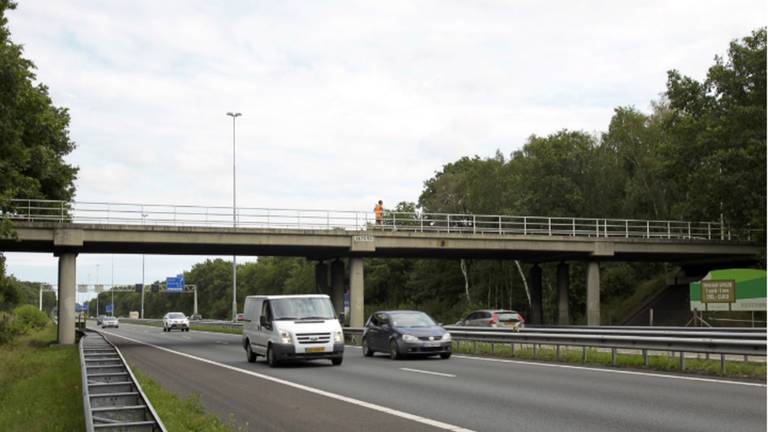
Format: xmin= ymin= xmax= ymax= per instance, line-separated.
xmin=163 ymin=312 xmax=190 ymax=332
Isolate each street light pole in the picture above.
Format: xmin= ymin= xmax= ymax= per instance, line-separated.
xmin=226 ymin=111 xmax=242 ymax=322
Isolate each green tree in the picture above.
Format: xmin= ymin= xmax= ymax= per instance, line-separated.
xmin=662 ymin=28 xmax=766 ymax=236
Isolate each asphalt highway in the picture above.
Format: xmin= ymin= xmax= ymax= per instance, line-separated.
xmin=95 ymin=322 xmax=766 ymax=432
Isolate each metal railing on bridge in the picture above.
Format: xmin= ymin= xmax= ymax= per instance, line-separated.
xmin=6 ymin=199 xmax=759 ymax=241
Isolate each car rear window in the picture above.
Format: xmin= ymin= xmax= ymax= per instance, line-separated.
xmin=497 ymin=312 xmax=520 ymax=322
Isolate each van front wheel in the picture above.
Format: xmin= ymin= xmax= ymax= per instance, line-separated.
xmin=267 ymin=345 xmax=279 ymax=367
xmin=331 ymin=357 xmax=343 ymax=366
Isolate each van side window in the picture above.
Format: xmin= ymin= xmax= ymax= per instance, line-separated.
xmin=262 ymin=301 xmax=273 ymax=323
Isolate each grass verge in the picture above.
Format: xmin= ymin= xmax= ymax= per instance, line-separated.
xmin=0 ymin=325 xmax=84 ymax=431
xmin=450 ymin=340 xmax=766 ymax=380
xmin=133 ymin=368 xmax=244 ymax=431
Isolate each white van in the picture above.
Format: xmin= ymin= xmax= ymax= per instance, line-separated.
xmin=242 ymin=294 xmax=344 ymax=367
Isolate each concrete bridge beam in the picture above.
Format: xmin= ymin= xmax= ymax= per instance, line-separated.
xmin=557 ymin=262 xmax=570 ymax=325
xmin=529 ymin=264 xmax=543 ymax=325
xmin=331 ymin=259 xmax=345 ymax=320
xmin=349 ymin=258 xmax=364 ymax=327
xmin=56 ymin=252 xmax=77 ymax=345
xmin=587 ymin=261 xmax=601 ymax=326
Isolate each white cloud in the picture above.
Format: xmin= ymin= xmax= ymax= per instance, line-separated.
xmin=4 ymin=0 xmax=765 ymax=284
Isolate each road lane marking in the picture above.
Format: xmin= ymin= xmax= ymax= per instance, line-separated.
xmin=451 ymin=355 xmax=767 ymax=388
xmin=100 ymin=330 xmax=474 ymax=432
xmin=400 ymin=368 xmax=456 ymax=378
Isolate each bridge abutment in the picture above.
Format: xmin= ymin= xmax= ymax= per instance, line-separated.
xmin=557 ymin=262 xmax=570 ymax=325
xmin=56 ymin=252 xmax=77 ymax=345
xmin=587 ymin=261 xmax=600 ymax=325
xmin=529 ymin=264 xmax=543 ymax=324
xmin=331 ymin=259 xmax=345 ymax=321
xmin=349 ymin=258 xmax=364 ymax=327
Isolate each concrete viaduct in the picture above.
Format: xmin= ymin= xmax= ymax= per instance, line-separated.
xmin=0 ymin=208 xmax=762 ymax=344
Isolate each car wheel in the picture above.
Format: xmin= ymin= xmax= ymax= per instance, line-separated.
xmin=331 ymin=357 xmax=343 ymax=366
xmin=440 ymin=353 xmax=451 ymax=359
xmin=362 ymin=338 xmax=374 ymax=357
xmin=246 ymin=342 xmax=256 ymax=363
xmin=267 ymin=345 xmax=279 ymax=367
xmin=389 ymin=340 xmax=400 ymax=360
xmin=162 ymin=327 xmax=166 ymax=332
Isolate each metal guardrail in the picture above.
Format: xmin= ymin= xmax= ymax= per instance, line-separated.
xmin=341 ymin=326 xmax=766 ymax=373
xmin=119 ymin=318 xmax=244 ymax=329
xmin=7 ymin=198 xmax=760 ymax=241
xmin=119 ymin=319 xmax=764 ymax=373
xmin=79 ymin=330 xmax=166 ymax=432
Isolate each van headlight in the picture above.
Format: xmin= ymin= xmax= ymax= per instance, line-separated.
xmin=402 ymin=334 xmax=419 ymax=343
xmin=279 ymin=330 xmax=292 ymax=344
xmin=334 ymin=331 xmax=343 ymax=343
xmin=441 ymin=333 xmax=452 ymax=342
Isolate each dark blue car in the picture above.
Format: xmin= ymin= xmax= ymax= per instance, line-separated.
xmin=362 ymin=310 xmax=452 ymax=360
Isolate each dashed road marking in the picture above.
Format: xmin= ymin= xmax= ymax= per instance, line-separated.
xmin=400 ymin=368 xmax=456 ymax=378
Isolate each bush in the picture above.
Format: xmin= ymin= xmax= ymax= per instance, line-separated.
xmin=0 ymin=312 xmax=18 ymax=345
xmin=11 ymin=305 xmax=48 ymax=334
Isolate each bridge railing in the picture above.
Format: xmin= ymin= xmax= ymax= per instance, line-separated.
xmin=6 ymin=199 xmax=759 ymax=241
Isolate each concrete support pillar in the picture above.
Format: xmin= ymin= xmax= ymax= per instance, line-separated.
xmin=587 ymin=261 xmax=601 ymax=326
xmin=529 ymin=264 xmax=543 ymax=325
xmin=331 ymin=259 xmax=345 ymax=318
xmin=557 ymin=262 xmax=570 ymax=325
xmin=314 ymin=261 xmax=328 ymax=294
xmin=349 ymin=258 xmax=365 ymax=327
xmin=57 ymin=252 xmax=77 ymax=345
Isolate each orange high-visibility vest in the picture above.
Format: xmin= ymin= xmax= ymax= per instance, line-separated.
xmin=374 ymin=204 xmax=383 ymax=217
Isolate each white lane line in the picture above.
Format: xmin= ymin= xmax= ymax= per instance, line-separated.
xmin=451 ymin=355 xmax=767 ymax=388
xmin=100 ymin=331 xmax=474 ymax=432
xmin=400 ymin=368 xmax=456 ymax=378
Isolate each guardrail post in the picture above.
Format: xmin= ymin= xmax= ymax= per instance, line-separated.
xmin=27 ymin=201 xmax=31 ymax=221
xmin=595 ymin=219 xmax=599 ymax=237
xmin=604 ymin=219 xmax=608 ymax=237
xmin=498 ymin=216 xmax=502 ymax=234
xmin=679 ymin=352 xmax=685 ymax=371
xmin=572 ymin=219 xmax=576 ymax=236
xmin=420 ymin=215 xmax=423 ymax=233
xmin=491 ymin=343 xmax=495 ymax=354
xmin=720 ymin=354 xmax=725 ymax=375
xmin=327 ymin=211 xmax=330 ymax=229
xmin=393 ymin=212 xmax=397 ymax=231
xmin=447 ymin=215 xmax=450 ymax=234
xmin=642 ymin=349 xmax=648 ymax=367
xmin=667 ymin=221 xmax=671 ymax=239
xmin=646 ymin=220 xmax=650 ymax=238
xmin=548 ymin=218 xmax=551 ymax=236
xmin=510 ymin=343 xmax=515 ymax=356
xmin=687 ymin=222 xmax=691 ymax=239
xmin=625 ymin=220 xmax=628 ymax=238
xmin=473 ymin=215 xmax=476 ymax=234
xmin=523 ymin=217 xmax=527 ymax=235
xmin=611 ymin=348 xmax=617 ymax=367
xmin=707 ymin=223 xmax=711 ymax=240
xmin=555 ymin=345 xmax=560 ymax=361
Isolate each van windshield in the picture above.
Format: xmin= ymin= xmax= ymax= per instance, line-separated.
xmin=271 ymin=297 xmax=336 ymax=320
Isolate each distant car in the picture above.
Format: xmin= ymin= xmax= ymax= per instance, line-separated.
xmin=101 ymin=316 xmax=119 ymax=329
xmin=236 ymin=313 xmax=245 ymax=322
xmin=189 ymin=314 xmax=202 ymax=320
xmin=362 ymin=310 xmax=451 ymax=360
xmin=163 ymin=312 xmax=190 ymax=332
xmin=455 ymin=309 xmax=525 ymax=331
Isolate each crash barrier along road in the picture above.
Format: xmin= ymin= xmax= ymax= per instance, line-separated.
xmin=123 ymin=319 xmax=765 ymax=373
xmin=80 ymin=330 xmax=166 ymax=432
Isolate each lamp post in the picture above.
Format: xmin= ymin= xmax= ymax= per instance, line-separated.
xmin=141 ymin=213 xmax=147 ymax=318
xmin=226 ymin=111 xmax=241 ymax=321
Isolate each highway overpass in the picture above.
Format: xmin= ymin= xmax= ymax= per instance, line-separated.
xmin=1 ymin=199 xmax=763 ymax=344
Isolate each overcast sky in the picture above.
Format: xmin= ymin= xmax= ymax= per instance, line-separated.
xmin=4 ymin=1 xmax=765 ymax=301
